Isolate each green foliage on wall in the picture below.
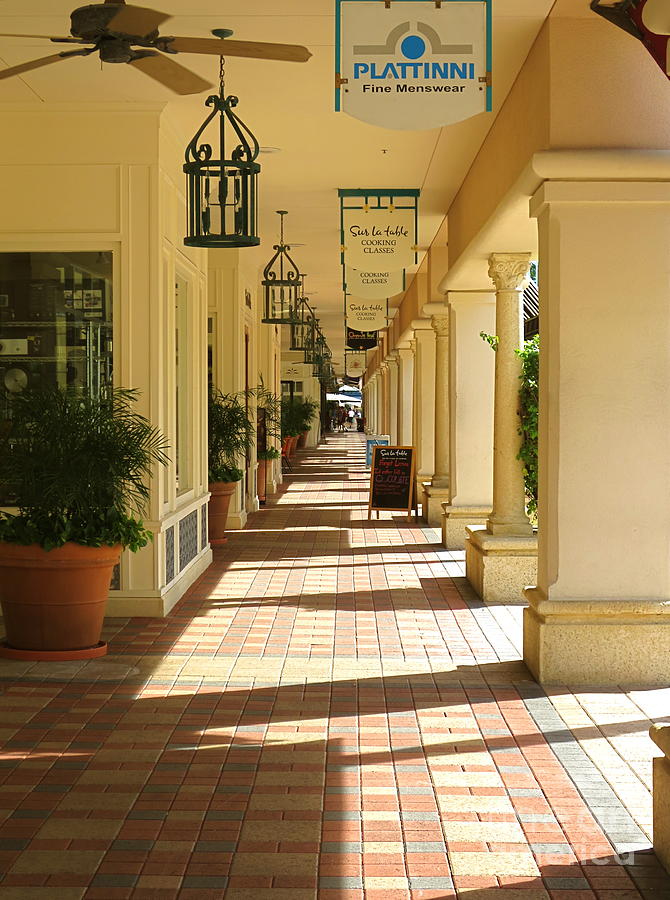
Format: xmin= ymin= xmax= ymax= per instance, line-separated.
xmin=479 ymin=331 xmax=499 ymax=352
xmin=481 ymin=330 xmax=539 ymax=518
xmin=516 ymin=335 xmax=539 ymax=518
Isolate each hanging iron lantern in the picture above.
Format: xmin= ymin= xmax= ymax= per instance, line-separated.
xmin=310 ymin=328 xmax=329 ymax=377
xmin=290 ymin=283 xmax=315 ymax=351
xmin=304 ymin=321 xmax=323 ymax=367
xmin=184 ymin=56 xmax=260 ymax=248
xmin=261 ymin=210 xmax=302 ymax=324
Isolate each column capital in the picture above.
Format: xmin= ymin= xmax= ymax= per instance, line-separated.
xmin=488 ymin=253 xmax=532 ymax=292
xmin=430 ymin=314 xmax=449 ymax=338
xmin=409 ymin=339 xmax=417 ymax=353
xmin=411 ymin=318 xmax=434 ymax=332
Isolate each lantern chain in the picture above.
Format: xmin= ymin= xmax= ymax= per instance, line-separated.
xmin=219 ymin=55 xmax=225 ymax=99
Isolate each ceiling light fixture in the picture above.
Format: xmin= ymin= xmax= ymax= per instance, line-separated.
xmin=261 ymin=210 xmax=302 ymax=324
xmin=184 ymin=54 xmax=260 ymax=248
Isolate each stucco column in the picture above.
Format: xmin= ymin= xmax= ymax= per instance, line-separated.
xmin=441 ymin=292 xmax=496 ymax=549
xmin=367 ymin=373 xmax=378 ymax=434
xmin=386 ymin=352 xmax=399 ymax=445
xmin=374 ymin=369 xmax=384 ymax=434
xmin=397 ymin=341 xmax=414 ymax=446
xmin=524 ymin=179 xmax=670 ymax=686
xmin=487 ymin=254 xmax=533 ymax=536
xmin=465 ymin=254 xmax=537 ymax=604
xmin=423 ymin=312 xmax=451 ymax=527
xmin=379 ymin=362 xmax=389 ymax=436
xmin=412 ymin=321 xmax=436 ymax=500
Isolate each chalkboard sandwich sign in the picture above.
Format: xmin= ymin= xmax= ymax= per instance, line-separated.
xmin=368 ymin=445 xmax=417 ymax=520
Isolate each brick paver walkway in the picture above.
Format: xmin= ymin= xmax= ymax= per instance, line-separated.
xmin=0 ymin=432 xmax=669 ymax=898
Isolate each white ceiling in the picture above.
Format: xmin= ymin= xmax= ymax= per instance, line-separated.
xmin=0 ymin=0 xmax=557 ymax=370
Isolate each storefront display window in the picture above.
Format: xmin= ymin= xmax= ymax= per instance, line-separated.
xmin=0 ymin=251 xmax=113 ymax=504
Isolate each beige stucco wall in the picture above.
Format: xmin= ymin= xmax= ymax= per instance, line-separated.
xmin=0 ymin=104 xmax=212 ymax=616
xmin=446 ymin=8 xmax=670 ymax=276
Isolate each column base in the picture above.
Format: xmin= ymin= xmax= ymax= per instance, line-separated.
xmin=106 ymin=547 xmax=213 ymax=617
xmin=524 ymin=587 xmax=670 ymax=685
xmin=226 ymin=509 xmax=248 ymax=530
xmin=441 ymin=504 xmax=492 ymax=550
xmin=651 ymin=727 xmax=670 ymax=874
xmin=465 ymin=526 xmax=537 ymax=605
xmin=422 ymin=484 xmax=451 ymax=528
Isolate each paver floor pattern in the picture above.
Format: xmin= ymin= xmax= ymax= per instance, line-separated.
xmin=0 ymin=433 xmax=668 ymax=899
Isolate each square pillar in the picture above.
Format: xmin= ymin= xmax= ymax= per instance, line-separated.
xmin=397 ymin=342 xmax=414 ymax=446
xmin=412 ymin=322 xmax=436 ymax=503
xmin=651 ymin=726 xmax=670 ymax=874
xmin=423 ymin=311 xmax=451 ymax=527
xmin=441 ymin=292 xmax=496 ymax=549
xmin=379 ymin=363 xmax=389 ymax=436
xmin=386 ymin=351 xmax=399 ymax=445
xmin=525 ymin=180 xmax=670 ymax=685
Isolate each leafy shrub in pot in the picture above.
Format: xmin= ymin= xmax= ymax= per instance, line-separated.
xmin=0 ymin=387 xmax=168 ymax=656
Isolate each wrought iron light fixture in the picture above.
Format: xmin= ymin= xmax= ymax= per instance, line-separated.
xmin=261 ymin=211 xmax=301 ymax=324
xmin=184 ymin=56 xmax=260 ymax=248
xmin=290 ymin=281 xmax=315 ymax=351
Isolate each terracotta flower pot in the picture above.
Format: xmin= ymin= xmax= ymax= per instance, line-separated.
xmin=257 ymin=459 xmax=268 ymax=504
xmin=208 ymin=480 xmax=237 ymax=546
xmin=288 ymin=435 xmax=299 ymax=457
xmin=297 ymin=431 xmax=309 ymax=449
xmin=0 ymin=541 xmax=121 ymax=653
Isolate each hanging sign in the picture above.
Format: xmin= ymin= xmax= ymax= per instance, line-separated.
xmin=346 ymin=327 xmax=378 ymax=350
xmin=343 ymin=207 xmax=415 ymax=270
xmin=346 ymin=350 xmax=368 ymax=377
xmin=346 ymin=297 xmax=388 ymax=331
xmin=346 ymin=266 xmax=404 ymax=300
xmin=336 ymin=0 xmax=491 ymax=131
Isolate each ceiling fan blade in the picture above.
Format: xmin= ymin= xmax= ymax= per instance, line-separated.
xmin=167 ymin=36 xmax=312 ymax=63
xmin=108 ymin=4 xmax=171 ymax=37
xmin=0 ymin=52 xmax=80 ymax=80
xmin=642 ymin=0 xmax=670 ymax=34
xmin=0 ymin=33 xmax=83 ymax=41
xmin=129 ymin=53 xmax=212 ymax=94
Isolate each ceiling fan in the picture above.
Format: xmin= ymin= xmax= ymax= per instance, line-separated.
xmin=0 ymin=0 xmax=312 ymax=95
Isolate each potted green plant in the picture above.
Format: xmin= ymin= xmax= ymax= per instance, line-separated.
xmin=256 ymin=446 xmax=280 ymax=503
xmin=254 ymin=382 xmax=282 ymax=504
xmin=296 ymin=397 xmax=320 ymax=448
xmin=281 ymin=399 xmax=302 ymax=458
xmin=0 ymin=387 xmax=167 ymax=659
xmin=208 ymin=387 xmax=254 ymax=544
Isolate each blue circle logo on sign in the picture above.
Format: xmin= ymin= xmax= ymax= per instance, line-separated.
xmin=400 ymin=35 xmax=426 ymax=60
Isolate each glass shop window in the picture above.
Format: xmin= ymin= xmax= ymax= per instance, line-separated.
xmin=175 ymin=275 xmax=192 ymax=496
xmin=0 ymin=251 xmax=113 ymax=505
xmin=0 ymin=251 xmax=113 ymax=401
